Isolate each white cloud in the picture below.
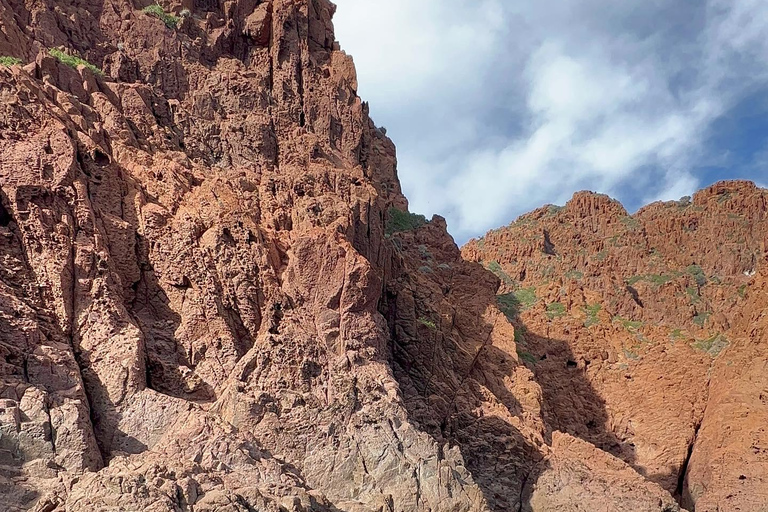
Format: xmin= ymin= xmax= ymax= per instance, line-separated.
xmin=333 ymin=0 xmax=768 ymax=243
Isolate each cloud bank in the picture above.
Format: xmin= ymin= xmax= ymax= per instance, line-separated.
xmin=332 ymin=0 xmax=768 ymax=243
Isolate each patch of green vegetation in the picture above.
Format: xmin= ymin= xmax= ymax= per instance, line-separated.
xmin=623 ymin=348 xmax=641 ymax=361
xmin=677 ymin=195 xmax=692 ymax=207
xmin=717 ymin=192 xmax=732 ymax=203
xmin=0 ymin=56 xmax=22 ymax=67
xmin=584 ymin=303 xmax=602 ymax=327
xmin=517 ymin=348 xmax=538 ymax=365
xmin=686 ymin=286 xmax=701 ymax=304
xmin=693 ymin=333 xmax=729 ymax=357
xmin=515 ymin=287 xmax=537 ymax=310
xmin=418 ymin=265 xmax=433 ymax=274
xmin=738 ymin=284 xmax=747 ymax=298
xmin=626 ymin=273 xmax=678 ymax=288
xmin=514 ymin=324 xmax=527 ymax=344
xmin=418 ymin=317 xmax=437 ymax=330
xmin=565 ymin=269 xmax=584 ymax=280
xmin=686 ymin=264 xmax=707 ymax=286
xmin=546 ymin=302 xmax=566 ymax=319
xmin=487 ymin=261 xmax=514 ymax=286
xmin=541 ymin=264 xmax=555 ymax=278
xmin=614 ymin=316 xmax=643 ymax=331
xmin=142 ymin=4 xmax=180 ymax=29
xmin=497 ymin=293 xmax=522 ymax=322
xmin=693 ymin=312 xmax=711 ymax=327
xmin=670 ymin=328 xmax=685 ymax=341
xmin=648 ymin=273 xmax=677 ymax=286
xmin=48 ymin=48 xmax=102 ymax=75
xmin=620 ymin=216 xmax=640 ymax=231
xmin=385 ymin=207 xmax=427 ymax=236
xmin=594 ymin=250 xmax=609 ymax=261
xmin=545 ymin=205 xmax=563 ymax=217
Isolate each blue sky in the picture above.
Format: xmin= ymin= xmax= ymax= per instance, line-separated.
xmin=332 ymin=0 xmax=768 ymax=244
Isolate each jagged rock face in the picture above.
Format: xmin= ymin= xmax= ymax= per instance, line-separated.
xmin=463 ymin=181 xmax=768 ymax=509
xmin=0 ymin=0 xmax=697 ymax=511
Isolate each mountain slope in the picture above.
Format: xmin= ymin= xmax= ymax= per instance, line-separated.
xmin=0 ymin=0 xmax=730 ymax=511
xmin=463 ymin=181 xmax=768 ymax=510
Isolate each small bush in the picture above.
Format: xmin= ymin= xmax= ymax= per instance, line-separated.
xmin=627 ymin=273 xmax=677 ymax=288
xmin=49 ymin=48 xmax=102 ymax=75
xmin=487 ymin=261 xmax=514 ymax=286
xmin=738 ymin=284 xmax=747 ymax=298
xmin=0 ymin=56 xmax=22 ymax=67
xmin=385 ymin=207 xmax=426 ymax=236
xmin=686 ymin=265 xmax=707 ymax=286
xmin=565 ymin=269 xmax=584 ymax=280
xmin=686 ymin=286 xmax=701 ymax=304
xmin=620 ymin=216 xmax=640 ymax=231
xmin=497 ymin=293 xmax=522 ymax=322
xmin=546 ymin=302 xmax=566 ymax=319
xmin=584 ymin=303 xmax=601 ymax=327
xmin=693 ymin=312 xmax=710 ymax=327
xmin=515 ymin=287 xmax=537 ymax=310
xmin=693 ymin=333 xmax=728 ymax=356
xmin=418 ymin=317 xmax=437 ymax=330
xmin=517 ymin=348 xmax=538 ymax=365
xmin=142 ymin=4 xmax=180 ymax=29
xmin=614 ymin=316 xmax=642 ymax=331
xmin=623 ymin=348 xmax=641 ymax=361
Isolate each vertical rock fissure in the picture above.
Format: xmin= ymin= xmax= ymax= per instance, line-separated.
xmin=675 ymin=363 xmax=714 ymax=506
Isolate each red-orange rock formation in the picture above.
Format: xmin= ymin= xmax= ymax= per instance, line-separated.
xmin=463 ymin=181 xmax=768 ymax=511
xmin=0 ymin=0 xmax=754 ymax=511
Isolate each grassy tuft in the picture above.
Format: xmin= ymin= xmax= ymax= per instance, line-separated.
xmin=497 ymin=293 xmax=521 ymax=322
xmin=515 ymin=287 xmax=537 ymax=310
xmin=565 ymin=269 xmax=584 ymax=280
xmin=418 ymin=317 xmax=437 ymax=330
xmin=142 ymin=4 xmax=180 ymax=29
xmin=693 ymin=333 xmax=729 ymax=356
xmin=614 ymin=316 xmax=643 ymax=331
xmin=686 ymin=265 xmax=707 ymax=286
xmin=584 ymin=303 xmax=602 ymax=327
xmin=0 ymin=56 xmax=22 ymax=67
xmin=385 ymin=207 xmax=427 ymax=236
xmin=49 ymin=48 xmax=102 ymax=75
xmin=487 ymin=260 xmax=514 ymax=286
xmin=546 ymin=302 xmax=566 ymax=319
xmin=517 ymin=348 xmax=538 ymax=365
xmin=693 ymin=312 xmax=710 ymax=327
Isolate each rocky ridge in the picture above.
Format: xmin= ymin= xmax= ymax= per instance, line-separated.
xmin=0 ymin=0 xmax=754 ymax=510
xmin=463 ymin=180 xmax=768 ymax=511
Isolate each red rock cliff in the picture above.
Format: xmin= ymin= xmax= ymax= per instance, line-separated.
xmin=0 ymin=1 xmax=703 ymax=511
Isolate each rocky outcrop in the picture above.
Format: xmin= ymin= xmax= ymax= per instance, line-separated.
xmin=0 ymin=0 xmax=750 ymax=511
xmin=682 ymin=261 xmax=768 ymax=511
xmin=463 ymin=181 xmax=768 ymax=510
xmin=0 ymin=0 xmax=489 ymax=509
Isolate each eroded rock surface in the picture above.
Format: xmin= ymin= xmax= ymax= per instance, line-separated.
xmin=0 ymin=0 xmax=750 ymax=511
xmin=463 ymin=181 xmax=768 ymax=510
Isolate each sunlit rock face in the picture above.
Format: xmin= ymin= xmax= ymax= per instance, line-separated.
xmin=464 ymin=180 xmax=768 ymax=510
xmin=0 ymin=1 xmax=762 ymax=511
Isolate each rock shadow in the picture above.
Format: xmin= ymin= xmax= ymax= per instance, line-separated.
xmin=384 ymin=245 xmax=636 ymax=511
xmin=521 ymin=329 xmax=637 ymax=465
